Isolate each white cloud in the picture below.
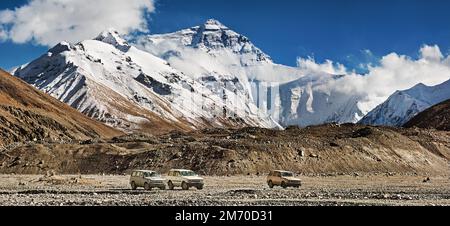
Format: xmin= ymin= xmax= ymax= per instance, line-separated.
xmin=0 ymin=0 xmax=155 ymax=46
xmin=0 ymin=27 xmax=7 ymax=41
xmin=296 ymin=45 xmax=450 ymax=114
xmin=136 ymin=37 xmax=306 ymax=83
xmin=419 ymin=44 xmax=443 ymax=61
xmin=297 ymin=57 xmax=347 ymax=75
xmin=0 ymin=9 xmax=14 ymax=23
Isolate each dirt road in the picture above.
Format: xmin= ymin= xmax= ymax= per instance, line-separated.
xmin=1 ymin=174 xmax=449 ymax=206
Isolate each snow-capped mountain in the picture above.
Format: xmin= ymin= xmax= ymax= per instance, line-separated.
xmin=12 ymin=19 xmax=380 ymax=131
xmin=360 ymin=79 xmax=450 ymax=127
xmin=135 ymin=19 xmax=364 ymax=127
xmin=138 ymin=19 xmax=272 ymax=65
xmin=136 ymin=19 xmax=280 ymax=118
xmin=13 ymin=29 xmax=279 ymax=133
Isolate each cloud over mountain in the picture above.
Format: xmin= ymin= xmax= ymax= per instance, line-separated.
xmin=0 ymin=0 xmax=154 ymax=46
xmin=296 ymin=45 xmax=450 ymax=114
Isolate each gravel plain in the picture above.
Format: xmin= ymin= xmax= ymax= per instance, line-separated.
xmin=0 ymin=174 xmax=449 ymax=206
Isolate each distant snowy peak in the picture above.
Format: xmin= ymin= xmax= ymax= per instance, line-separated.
xmin=142 ymin=19 xmax=272 ymax=63
xmin=360 ymin=79 xmax=450 ymax=127
xmin=94 ymin=28 xmax=130 ymax=52
xmin=202 ymin=18 xmax=228 ymax=29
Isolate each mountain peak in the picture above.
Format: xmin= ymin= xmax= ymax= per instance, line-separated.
xmin=412 ymin=82 xmax=428 ymax=89
xmin=188 ymin=19 xmax=271 ymax=62
xmin=360 ymin=78 xmax=450 ymax=127
xmin=48 ymin=41 xmax=74 ymax=55
xmin=202 ymin=19 xmax=228 ymax=29
xmin=94 ymin=28 xmax=130 ymax=51
xmin=205 ymin=18 xmax=223 ymax=24
xmin=139 ymin=19 xmax=272 ymax=65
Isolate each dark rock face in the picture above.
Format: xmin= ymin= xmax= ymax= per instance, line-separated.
xmin=135 ymin=73 xmax=172 ymax=96
xmin=48 ymin=42 xmax=74 ymax=55
xmin=404 ymin=99 xmax=450 ymax=131
xmin=351 ymin=127 xmax=373 ymax=138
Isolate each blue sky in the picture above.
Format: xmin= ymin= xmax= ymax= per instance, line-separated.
xmin=1 ymin=0 xmax=450 ymax=72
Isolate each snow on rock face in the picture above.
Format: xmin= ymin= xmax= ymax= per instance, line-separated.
xmin=134 ymin=19 xmax=366 ymax=128
xmin=134 ymin=19 xmax=287 ymax=127
xmin=190 ymin=19 xmax=271 ymax=62
xmin=250 ymin=74 xmax=365 ymax=127
xmin=360 ymin=79 xmax=450 ymax=127
xmin=136 ymin=19 xmax=272 ymax=67
xmin=14 ymin=29 xmax=280 ymax=132
xmin=94 ymin=28 xmax=131 ymax=52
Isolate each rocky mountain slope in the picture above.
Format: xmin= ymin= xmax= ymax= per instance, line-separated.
xmin=360 ymin=79 xmax=450 ymax=127
xmin=404 ymin=99 xmax=450 ymax=131
xmin=13 ymin=29 xmax=279 ymax=133
xmin=0 ymin=69 xmax=122 ymax=148
xmin=1 ymin=124 xmax=449 ymax=176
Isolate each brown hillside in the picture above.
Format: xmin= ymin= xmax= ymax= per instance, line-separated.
xmin=405 ymin=99 xmax=450 ymax=131
xmin=1 ymin=124 xmax=449 ymax=176
xmin=0 ymin=69 xmax=122 ymax=147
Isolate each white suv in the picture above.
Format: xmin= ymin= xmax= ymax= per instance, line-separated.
xmin=166 ymin=169 xmax=204 ymax=190
xmin=267 ymin=170 xmax=302 ymax=189
xmin=130 ymin=170 xmax=166 ymax=190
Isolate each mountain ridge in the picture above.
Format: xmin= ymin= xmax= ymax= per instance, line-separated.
xmin=360 ymin=79 xmax=450 ymax=127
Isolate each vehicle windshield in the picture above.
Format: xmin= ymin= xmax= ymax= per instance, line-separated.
xmin=281 ymin=172 xmax=294 ymax=177
xmin=144 ymin=172 xmax=159 ymax=177
xmin=180 ymin=171 xmax=197 ymax=176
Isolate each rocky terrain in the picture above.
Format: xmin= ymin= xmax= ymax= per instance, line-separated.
xmin=0 ymin=69 xmax=122 ymax=148
xmin=405 ymin=99 xmax=450 ymax=131
xmin=0 ymin=174 xmax=449 ymax=206
xmin=0 ymin=124 xmax=448 ymax=176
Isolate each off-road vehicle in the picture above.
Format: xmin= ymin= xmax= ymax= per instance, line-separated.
xmin=130 ymin=170 xmax=166 ymax=190
xmin=267 ymin=170 xmax=302 ymax=188
xmin=166 ymin=169 xmax=204 ymax=190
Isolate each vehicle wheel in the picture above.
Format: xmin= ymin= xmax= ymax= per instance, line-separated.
xmin=268 ymin=180 xmax=274 ymax=189
xmin=168 ymin=181 xmax=174 ymax=190
xmin=144 ymin=183 xmax=151 ymax=191
xmin=197 ymin=185 xmax=203 ymax=190
xmin=181 ymin=182 xmax=189 ymax=190
xmin=131 ymin=181 xmax=137 ymax=190
xmin=281 ymin=181 xmax=288 ymax=189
